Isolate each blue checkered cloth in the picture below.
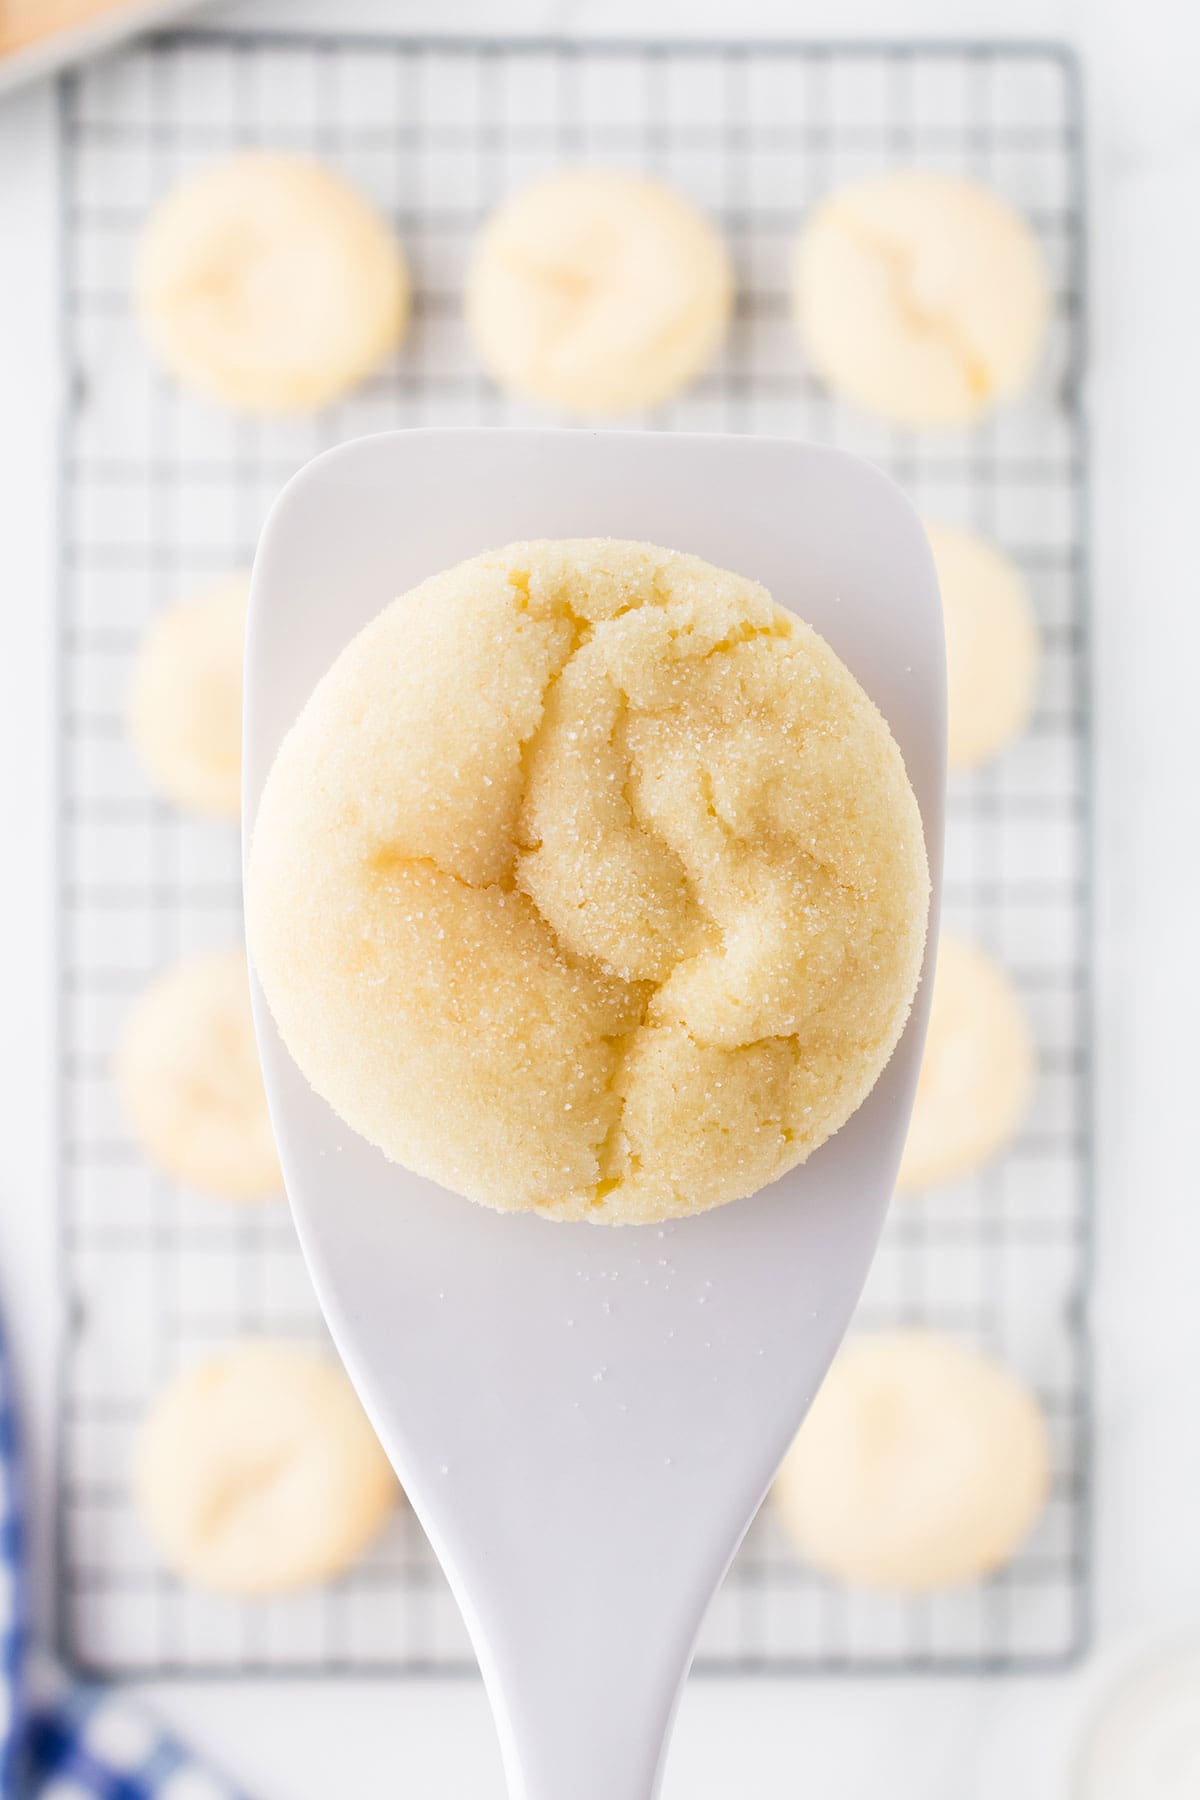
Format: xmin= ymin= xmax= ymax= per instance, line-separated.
xmin=0 ymin=1321 xmax=249 ymax=1798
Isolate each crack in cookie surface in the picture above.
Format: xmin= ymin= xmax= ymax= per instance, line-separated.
xmin=247 ymin=539 xmax=929 ymax=1225
xmin=826 ymin=211 xmax=994 ymax=402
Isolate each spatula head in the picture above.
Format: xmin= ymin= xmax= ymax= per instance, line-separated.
xmin=243 ymin=429 xmax=943 ymax=1799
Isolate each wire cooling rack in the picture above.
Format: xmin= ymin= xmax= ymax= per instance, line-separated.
xmin=55 ymin=31 xmax=1091 ymax=1677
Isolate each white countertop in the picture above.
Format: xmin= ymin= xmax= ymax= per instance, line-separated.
xmin=3 ymin=0 xmax=1199 ymax=1793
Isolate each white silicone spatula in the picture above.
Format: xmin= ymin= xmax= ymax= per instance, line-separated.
xmin=243 ymin=429 xmax=944 ymax=1800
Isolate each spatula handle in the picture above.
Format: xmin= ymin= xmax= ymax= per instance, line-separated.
xmin=485 ymin=1627 xmax=676 ymax=1800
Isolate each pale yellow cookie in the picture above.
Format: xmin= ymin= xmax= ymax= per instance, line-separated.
xmin=926 ymin=522 xmax=1039 ymax=769
xmin=773 ymin=1330 xmax=1050 ymax=1590
xmin=133 ymin=1341 xmax=397 ymax=1595
xmin=465 ymin=170 xmax=733 ymax=414
xmin=114 ymin=948 xmax=281 ymax=1200
xmin=135 ymin=153 xmax=410 ymax=413
xmin=127 ymin=571 xmax=247 ymax=818
xmin=247 ymin=539 xmax=929 ymax=1226
xmin=793 ymin=171 xmax=1049 ymax=426
xmin=897 ymin=934 xmax=1034 ymax=1192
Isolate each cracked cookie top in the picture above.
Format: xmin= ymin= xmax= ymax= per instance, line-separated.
xmin=464 ymin=170 xmax=733 ymax=416
xmin=793 ymin=172 xmax=1049 ymax=428
xmin=246 ymin=539 xmax=929 ymax=1225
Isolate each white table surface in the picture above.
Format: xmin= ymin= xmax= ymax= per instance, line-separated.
xmin=2 ymin=0 xmax=1199 ymax=1793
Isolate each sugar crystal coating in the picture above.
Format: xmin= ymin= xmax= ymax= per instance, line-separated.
xmin=247 ymin=539 xmax=929 ymax=1225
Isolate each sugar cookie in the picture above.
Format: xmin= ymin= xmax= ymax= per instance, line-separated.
xmin=465 ymin=170 xmax=733 ymax=414
xmin=127 ymin=571 xmax=247 ymax=818
xmin=133 ymin=1342 xmax=396 ymax=1594
xmin=793 ymin=171 xmax=1049 ymax=426
xmin=897 ymin=934 xmax=1033 ymax=1192
xmin=247 ymin=538 xmax=929 ymax=1226
xmin=926 ymin=522 xmax=1039 ymax=768
xmin=135 ymin=153 xmax=410 ymax=413
xmin=773 ymin=1330 xmax=1050 ymax=1590
xmin=114 ymin=948 xmax=281 ymax=1200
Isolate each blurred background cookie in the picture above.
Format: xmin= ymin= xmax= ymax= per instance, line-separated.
xmin=925 ymin=522 xmax=1040 ymax=769
xmin=135 ymin=152 xmax=410 ymax=413
xmin=898 ymin=933 xmax=1034 ymax=1191
xmin=127 ymin=570 xmax=247 ymax=818
xmin=773 ymin=1330 xmax=1050 ymax=1590
xmin=133 ymin=1341 xmax=397 ymax=1594
xmin=114 ymin=947 xmax=281 ymax=1200
xmin=465 ymin=169 xmax=732 ymax=415
xmin=793 ymin=170 xmax=1049 ymax=426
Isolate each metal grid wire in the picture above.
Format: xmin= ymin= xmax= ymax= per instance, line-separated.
xmin=56 ymin=32 xmax=1091 ymax=1677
